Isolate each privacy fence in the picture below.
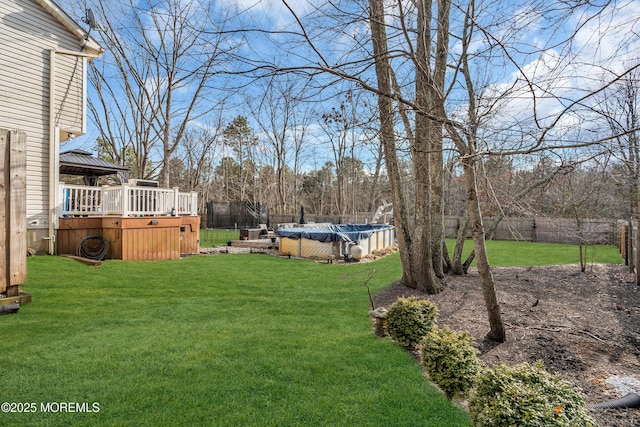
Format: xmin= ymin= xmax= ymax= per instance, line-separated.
xmin=445 ymin=217 xmax=616 ymax=245
xmin=273 ymin=214 xmax=615 ymax=245
xmin=205 ymin=201 xmax=269 ymax=229
xmin=205 ymin=202 xmax=616 ymax=246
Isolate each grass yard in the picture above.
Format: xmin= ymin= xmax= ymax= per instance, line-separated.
xmin=3 ymin=254 xmax=469 ymax=426
xmin=1 ymin=241 xmax=621 ymax=426
xmin=200 ymin=228 xmax=242 ymax=247
xmin=198 ymin=229 xmax=623 ymax=267
xmin=446 ymin=239 xmax=622 ymax=266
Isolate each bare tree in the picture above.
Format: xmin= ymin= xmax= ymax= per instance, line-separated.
xmin=223 ymin=116 xmax=258 ymax=202
xmin=87 ymin=0 xmax=231 ymax=186
xmin=304 ymin=162 xmax=340 ymax=216
xmin=438 ymin=0 xmax=630 ymax=340
xmin=319 ymin=90 xmax=371 ymax=216
xmin=595 ymin=68 xmax=640 ymax=269
xmin=74 ymin=0 xmax=639 ymax=342
xmin=368 ymin=0 xmax=418 ymax=292
xmin=175 ymin=112 xmax=225 ymax=213
xmin=249 ymin=76 xmax=311 ymax=215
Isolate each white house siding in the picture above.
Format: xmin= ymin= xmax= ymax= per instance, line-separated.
xmin=0 ymin=0 xmax=89 ymax=251
xmin=54 ymin=53 xmax=85 ymax=133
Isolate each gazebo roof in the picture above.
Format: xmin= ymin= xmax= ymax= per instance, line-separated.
xmin=60 ymin=150 xmax=130 ymax=177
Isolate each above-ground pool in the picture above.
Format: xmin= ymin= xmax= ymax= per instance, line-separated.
xmin=276 ymin=224 xmax=395 ymax=260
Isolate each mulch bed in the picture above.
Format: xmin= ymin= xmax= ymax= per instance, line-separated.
xmin=374 ymin=264 xmax=640 ymax=427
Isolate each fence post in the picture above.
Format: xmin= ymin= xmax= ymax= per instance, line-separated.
xmin=191 ymin=192 xmax=198 ymax=216
xmin=1 ymin=130 xmax=27 ymax=297
xmin=173 ymin=187 xmax=179 ymax=215
xmin=635 ymin=220 xmax=640 ymax=285
xmin=624 ymin=220 xmax=636 ymax=273
xmin=122 ymin=184 xmax=130 ymax=216
xmin=621 ymin=221 xmax=629 ymax=266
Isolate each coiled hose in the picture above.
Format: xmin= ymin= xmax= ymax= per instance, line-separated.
xmin=77 ymin=235 xmax=108 ymax=261
xmin=588 ymin=393 xmax=640 ymax=409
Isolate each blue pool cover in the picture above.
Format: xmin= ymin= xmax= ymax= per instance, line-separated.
xmin=276 ymin=224 xmax=393 ymax=243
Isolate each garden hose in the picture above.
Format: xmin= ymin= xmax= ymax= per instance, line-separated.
xmin=588 ymin=393 xmax=640 ymax=409
xmin=77 ymin=235 xmax=108 ymax=261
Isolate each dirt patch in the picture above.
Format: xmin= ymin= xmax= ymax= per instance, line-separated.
xmin=374 ymin=264 xmax=640 ymax=427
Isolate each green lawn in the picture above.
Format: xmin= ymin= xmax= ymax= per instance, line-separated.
xmin=447 ymin=239 xmax=622 ymax=267
xmin=2 ymin=241 xmax=621 ymax=426
xmin=199 ymin=230 xmax=623 ymax=266
xmin=3 ymin=253 xmax=468 ymax=426
xmin=200 ymin=228 xmax=239 ymax=247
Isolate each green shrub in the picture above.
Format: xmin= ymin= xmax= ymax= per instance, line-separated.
xmin=468 ymin=361 xmax=596 ymax=427
xmin=385 ymin=296 xmax=438 ymax=348
xmin=420 ymin=326 xmax=482 ymax=399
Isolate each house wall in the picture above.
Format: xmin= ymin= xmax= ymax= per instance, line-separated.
xmin=0 ymin=0 xmax=90 ymax=252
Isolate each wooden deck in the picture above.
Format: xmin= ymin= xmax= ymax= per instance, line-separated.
xmin=57 ymin=216 xmax=200 ymax=261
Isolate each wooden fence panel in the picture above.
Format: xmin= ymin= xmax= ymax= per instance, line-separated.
xmin=1 ymin=129 xmax=27 ymax=295
xmin=447 ymin=216 xmax=615 ymax=245
xmin=534 ymin=218 xmax=568 ymax=243
xmin=493 ymin=217 xmax=534 ymax=241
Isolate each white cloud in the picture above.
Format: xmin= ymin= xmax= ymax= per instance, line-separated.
xmin=571 ymin=0 xmax=640 ymax=73
xmin=218 ymin=0 xmax=315 ymax=31
xmin=472 ymin=1 xmax=640 ymax=144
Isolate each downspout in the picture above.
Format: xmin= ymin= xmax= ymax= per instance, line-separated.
xmin=47 ymin=49 xmax=57 ymax=255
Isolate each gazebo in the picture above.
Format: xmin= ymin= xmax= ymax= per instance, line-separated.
xmin=59 ymin=149 xmax=130 ymax=186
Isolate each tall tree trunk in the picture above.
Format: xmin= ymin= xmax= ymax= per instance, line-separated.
xmin=628 ymin=125 xmax=639 ymax=273
xmin=413 ymin=0 xmax=442 ymax=292
xmin=451 ymin=212 xmax=469 ymax=275
xmin=462 ymin=153 xmax=506 ymax=342
xmin=427 ymin=0 xmax=450 ymax=278
xmin=445 ymin=0 xmax=505 ymax=341
xmin=366 ymin=141 xmax=384 ymax=212
xmin=369 ymin=0 xmax=441 ymax=293
xmin=414 ymin=0 xmax=435 ymax=282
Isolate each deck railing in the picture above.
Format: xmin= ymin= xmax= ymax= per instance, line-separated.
xmin=60 ymin=183 xmax=198 ymax=217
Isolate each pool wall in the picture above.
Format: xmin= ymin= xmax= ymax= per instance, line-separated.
xmin=277 ymin=224 xmax=395 ymax=259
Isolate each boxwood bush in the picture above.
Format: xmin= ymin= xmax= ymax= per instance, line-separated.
xmin=420 ymin=326 xmax=482 ymax=399
xmin=385 ymin=296 xmax=438 ymax=348
xmin=468 ymin=361 xmax=596 ymax=427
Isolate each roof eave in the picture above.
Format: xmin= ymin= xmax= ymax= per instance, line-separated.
xmin=34 ymin=0 xmax=104 ymax=58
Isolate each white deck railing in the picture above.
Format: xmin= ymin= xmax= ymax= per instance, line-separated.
xmin=59 ymin=183 xmax=198 ymax=217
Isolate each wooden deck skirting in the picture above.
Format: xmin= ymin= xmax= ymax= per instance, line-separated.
xmin=57 ymin=216 xmax=200 ymax=261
